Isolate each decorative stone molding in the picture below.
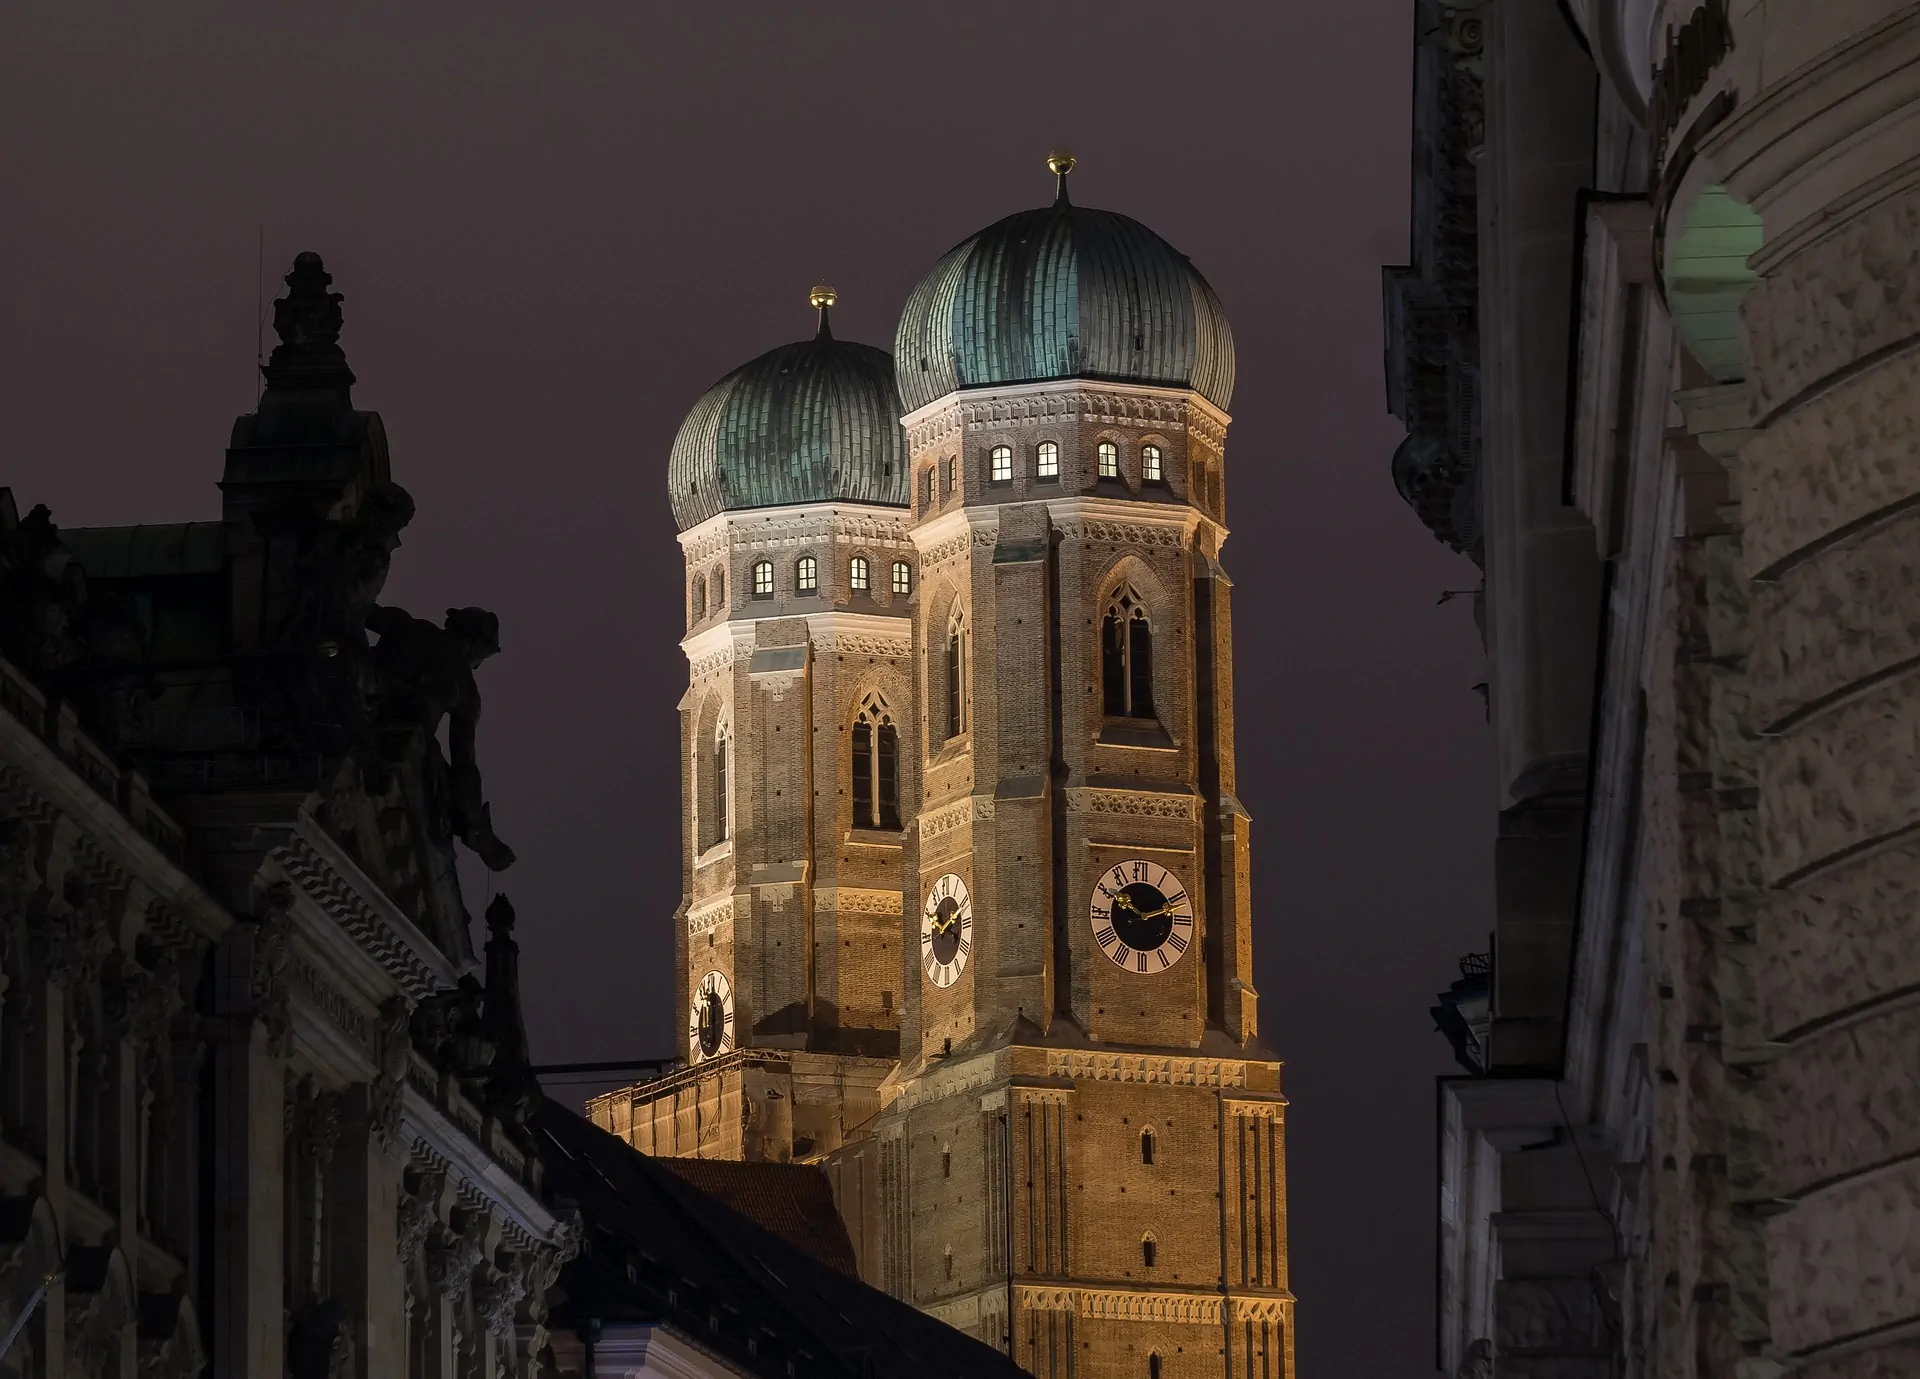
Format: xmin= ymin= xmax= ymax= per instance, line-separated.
xmin=396 ymin=1164 xmax=446 ymax=1264
xmin=904 ymin=385 xmax=1223 ymax=453
xmin=1065 ymin=788 xmax=1196 ymax=821
xmin=813 ymin=632 xmax=911 ymax=659
xmin=893 ymin=1050 xmax=1005 ymax=1112
xmin=1014 ymin=1283 xmax=1226 ymax=1325
xmin=1045 ymin=1050 xmax=1251 ymax=1088
xmin=919 ymin=525 xmax=1000 ymax=569
xmin=251 ymin=883 xmax=296 ymax=1057
xmin=371 ymin=997 xmax=412 ymax=1151
xmin=686 ymin=645 xmax=736 ymax=682
xmin=919 ymin=795 xmax=994 ymax=840
xmin=685 ymin=896 xmax=733 ymax=938
xmin=813 ymin=887 xmax=902 ymax=915
xmin=290 ymin=950 xmax=371 ymax=1053
xmin=1232 ymin=1296 xmax=1291 ymax=1324
xmin=427 ymin=1209 xmax=489 ymax=1300
xmin=1054 ymin=518 xmax=1190 ymax=550
xmin=273 ymin=836 xmax=440 ymax=999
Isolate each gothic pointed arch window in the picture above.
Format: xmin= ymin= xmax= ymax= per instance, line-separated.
xmin=691 ymin=573 xmax=707 ymax=622
xmin=1102 ymin=585 xmax=1155 ymax=719
xmin=851 ymin=692 xmax=900 ymax=829
xmin=944 ymin=608 xmax=970 ymax=742
xmin=712 ymin=564 xmax=725 ymax=608
xmin=712 ymin=715 xmax=731 ymax=846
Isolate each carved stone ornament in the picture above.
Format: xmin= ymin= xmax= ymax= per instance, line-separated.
xmin=371 ymin=996 xmax=412 ymax=1151
xmin=396 ymin=1164 xmax=446 ymax=1265
xmin=472 ymin=1252 xmax=526 ymax=1337
xmin=427 ymin=1209 xmax=489 ymax=1301
xmin=251 ymin=883 xmax=296 ymax=1057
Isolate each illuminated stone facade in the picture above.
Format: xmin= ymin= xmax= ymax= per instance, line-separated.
xmin=1389 ymin=2 xmax=1920 ymax=1375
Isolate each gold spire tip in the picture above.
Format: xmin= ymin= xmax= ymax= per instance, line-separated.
xmin=809 ymin=284 xmax=837 ymax=310
xmin=1047 ymin=148 xmax=1076 ymax=177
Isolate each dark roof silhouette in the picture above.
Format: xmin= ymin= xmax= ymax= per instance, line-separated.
xmin=651 ymin=1157 xmax=859 ymax=1277
xmin=536 ymin=1100 xmax=1025 ymax=1379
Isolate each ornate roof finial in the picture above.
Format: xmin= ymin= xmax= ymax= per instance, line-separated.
xmin=810 ymin=283 xmax=837 ymax=340
xmin=259 ymin=251 xmax=355 ymax=396
xmin=1048 ymin=148 xmax=1076 ymax=204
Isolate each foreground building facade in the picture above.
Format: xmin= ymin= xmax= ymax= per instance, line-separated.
xmin=591 ymin=161 xmax=1295 ymax=1379
xmin=1387 ymin=2 xmax=1920 ymax=1375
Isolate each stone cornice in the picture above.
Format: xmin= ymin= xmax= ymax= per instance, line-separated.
xmin=676 ymin=501 xmax=914 ymax=562
xmin=1044 ymin=1050 xmax=1273 ymax=1089
xmin=813 ymin=886 xmax=903 ymax=915
xmin=272 ymin=821 xmax=459 ymax=999
xmin=401 ymin=1088 xmax=558 ymax=1246
xmin=910 ymin=506 xmax=1000 ymax=566
xmin=898 ymin=378 xmax=1233 ymax=441
xmin=1065 ymin=787 xmax=1197 ymax=822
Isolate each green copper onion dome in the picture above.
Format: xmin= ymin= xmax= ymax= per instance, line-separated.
xmin=893 ymin=152 xmax=1235 ymax=415
xmin=668 ymin=287 xmax=909 ymax=532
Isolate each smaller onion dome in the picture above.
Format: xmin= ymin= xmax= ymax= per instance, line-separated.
xmin=667 ymin=289 xmax=909 ymax=532
xmin=894 ymin=151 xmax=1236 ymax=415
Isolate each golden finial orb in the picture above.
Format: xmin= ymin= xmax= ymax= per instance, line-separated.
xmin=809 ymin=284 xmax=838 ymax=311
xmin=1047 ymin=148 xmax=1076 ymax=177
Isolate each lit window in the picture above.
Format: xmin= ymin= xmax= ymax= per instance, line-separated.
xmin=1143 ymin=444 xmax=1164 ymax=482
xmin=796 ymin=555 xmax=818 ymax=594
xmin=751 ymin=561 xmax=773 ymax=598
xmin=990 ymin=445 xmax=1012 ymax=483
xmin=1098 ymin=440 xmax=1119 ymax=478
xmin=1036 ymin=441 xmax=1060 ymax=479
xmin=850 ymin=556 xmax=870 ymax=592
xmin=892 ymin=561 xmax=912 ymax=596
xmin=1102 ymin=586 xmax=1155 ymax=719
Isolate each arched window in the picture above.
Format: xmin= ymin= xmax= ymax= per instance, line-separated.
xmin=850 ymin=556 xmax=871 ymax=592
xmin=1141 ymin=1128 xmax=1156 ymax=1165
xmin=943 ymin=456 xmax=957 ymax=498
xmin=1143 ymin=444 xmax=1164 ymax=482
xmin=712 ymin=565 xmax=725 ymax=607
xmin=921 ymin=467 xmax=935 ymax=511
xmin=691 ymin=574 xmax=707 ymax=621
xmin=989 ymin=445 xmax=1013 ymax=483
xmin=944 ymin=610 xmax=969 ymax=741
xmin=705 ymin=716 xmax=732 ymax=849
xmin=851 ymin=693 xmax=900 ymax=829
xmin=1036 ymin=441 xmax=1060 ymax=480
xmin=1149 ymin=1354 xmax=1162 ymax=1379
xmin=1102 ymin=586 xmax=1155 ymax=718
xmin=941 ymin=1145 xmax=952 ymax=1178
xmin=1097 ymin=440 xmax=1119 ymax=478
xmin=892 ymin=561 xmax=912 ymax=596
xmin=751 ymin=560 xmax=774 ymax=599
xmin=1141 ymin=1235 xmax=1157 ymax=1268
xmin=796 ymin=555 xmax=818 ymax=594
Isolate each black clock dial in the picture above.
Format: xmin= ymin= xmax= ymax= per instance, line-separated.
xmin=929 ymin=896 xmax=962 ymax=965
xmin=696 ymin=989 xmax=725 ymax=1057
xmin=1109 ymin=881 xmax=1174 ymax=952
xmin=1089 ymin=861 xmax=1193 ymax=973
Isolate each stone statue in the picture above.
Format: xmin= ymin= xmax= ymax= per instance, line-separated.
xmin=366 ymin=604 xmax=515 ymax=871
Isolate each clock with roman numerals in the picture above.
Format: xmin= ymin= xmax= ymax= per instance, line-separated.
xmin=1089 ymin=861 xmax=1193 ymax=974
xmin=688 ymin=969 xmax=735 ymax=1062
xmin=921 ymin=872 xmax=973 ymax=989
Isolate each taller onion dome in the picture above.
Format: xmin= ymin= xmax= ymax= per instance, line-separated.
xmin=893 ymin=152 xmax=1236 ymax=416
xmin=667 ymin=287 xmax=910 ymax=533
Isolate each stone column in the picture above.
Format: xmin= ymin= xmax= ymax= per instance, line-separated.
xmin=329 ymin=1086 xmax=404 ymax=1379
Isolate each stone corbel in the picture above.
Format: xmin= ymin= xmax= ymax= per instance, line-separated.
xmin=396 ymin=1163 xmax=447 ymax=1267
xmin=427 ymin=1206 xmax=490 ymax=1301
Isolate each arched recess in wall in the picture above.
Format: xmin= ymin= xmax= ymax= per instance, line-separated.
xmin=1095 ymin=553 xmax=1175 ymax=725
xmin=1664 ymin=181 xmax=1764 ymax=383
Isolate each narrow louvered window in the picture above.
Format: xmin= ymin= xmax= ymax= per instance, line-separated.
xmin=1102 ymin=586 xmax=1155 ymax=719
xmin=852 ymin=720 xmax=874 ymax=829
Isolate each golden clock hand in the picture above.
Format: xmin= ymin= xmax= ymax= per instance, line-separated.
xmin=1112 ymin=892 xmax=1140 ymax=914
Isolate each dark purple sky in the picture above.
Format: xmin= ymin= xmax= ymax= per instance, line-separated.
xmin=4 ymin=3 xmax=1491 ymax=1372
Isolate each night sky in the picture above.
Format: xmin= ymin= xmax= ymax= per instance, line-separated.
xmin=3 ymin=4 xmax=1492 ymax=1373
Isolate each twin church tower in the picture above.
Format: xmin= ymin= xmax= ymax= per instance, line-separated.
xmin=590 ymin=156 xmax=1293 ymax=1379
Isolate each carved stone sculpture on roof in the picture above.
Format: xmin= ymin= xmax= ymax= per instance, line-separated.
xmin=477 ymin=894 xmax=540 ymax=1129
xmin=366 ymin=603 xmax=516 ymax=872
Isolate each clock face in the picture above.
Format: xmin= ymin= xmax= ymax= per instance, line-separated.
xmin=920 ymin=873 xmax=974 ymax=989
xmin=688 ymin=969 xmax=735 ymax=1062
xmin=1090 ymin=861 xmax=1193 ymax=974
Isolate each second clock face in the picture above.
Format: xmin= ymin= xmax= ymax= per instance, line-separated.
xmin=689 ymin=969 xmax=735 ymax=1062
xmin=921 ymin=872 xmax=974 ymax=989
xmin=1090 ymin=860 xmax=1193 ymax=974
